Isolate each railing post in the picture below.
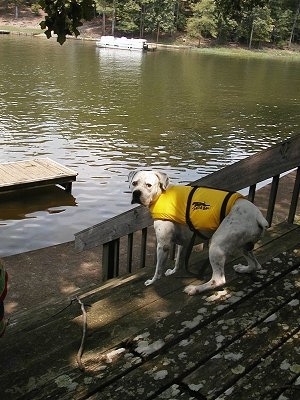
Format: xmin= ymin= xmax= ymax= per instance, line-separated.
xmin=266 ymin=175 xmax=280 ymax=226
xmin=127 ymin=233 xmax=134 ymax=273
xmin=288 ymin=167 xmax=300 ymax=224
xmin=140 ymin=228 xmax=148 ymax=268
xmin=248 ymin=184 xmax=256 ymax=203
xmin=102 ymin=239 xmax=120 ymax=281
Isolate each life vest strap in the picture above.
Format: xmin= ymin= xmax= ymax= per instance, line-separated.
xmin=185 ymin=186 xmax=209 ymax=240
xmin=220 ymin=191 xmax=236 ymax=223
xmin=185 ymin=186 xmax=236 ymax=238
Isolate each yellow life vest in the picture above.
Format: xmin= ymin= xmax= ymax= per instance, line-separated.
xmin=149 ymin=186 xmax=244 ymax=233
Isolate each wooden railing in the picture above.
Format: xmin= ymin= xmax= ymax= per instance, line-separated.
xmin=75 ymin=135 xmax=300 ymax=281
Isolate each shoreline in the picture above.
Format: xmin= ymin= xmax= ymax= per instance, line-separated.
xmin=2 ymin=27 xmax=300 ymax=60
xmin=1 ymin=14 xmax=300 ymax=59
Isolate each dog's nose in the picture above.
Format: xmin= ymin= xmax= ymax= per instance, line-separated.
xmin=131 ymin=190 xmax=142 ymax=204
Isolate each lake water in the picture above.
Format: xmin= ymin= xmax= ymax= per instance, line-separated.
xmin=0 ymin=35 xmax=299 ymax=256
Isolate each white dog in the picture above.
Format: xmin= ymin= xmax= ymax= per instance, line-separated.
xmin=129 ymin=170 xmax=269 ymax=295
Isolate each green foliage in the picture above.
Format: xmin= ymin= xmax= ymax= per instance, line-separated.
xmin=144 ymin=0 xmax=177 ymax=36
xmin=38 ymin=0 xmax=95 ymax=44
xmin=251 ymin=6 xmax=274 ymax=43
xmin=116 ymin=0 xmax=140 ymax=33
xmin=187 ymin=0 xmax=217 ymax=44
xmin=37 ymin=0 xmax=300 ymax=46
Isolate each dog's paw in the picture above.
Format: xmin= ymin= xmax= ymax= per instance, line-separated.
xmin=184 ymin=285 xmax=198 ymax=296
xmin=144 ymin=279 xmax=155 ymax=286
xmin=233 ymin=264 xmax=252 ymax=274
xmin=165 ymin=268 xmax=176 ymax=277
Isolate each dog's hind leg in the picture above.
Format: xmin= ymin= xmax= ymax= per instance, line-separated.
xmin=184 ymin=243 xmax=226 ymax=295
xmin=233 ymin=249 xmax=261 ymax=274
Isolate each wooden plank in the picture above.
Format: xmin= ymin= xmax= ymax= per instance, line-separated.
xmin=181 ymin=300 xmax=300 ymax=400
xmin=75 ymin=206 xmax=153 ymax=251
xmin=156 ymin=386 xmax=197 ymax=399
xmin=214 ymin=331 xmax=300 ymax=400
xmin=0 ymin=158 xmax=77 ymax=193
xmin=280 ymin=384 xmax=300 ymax=400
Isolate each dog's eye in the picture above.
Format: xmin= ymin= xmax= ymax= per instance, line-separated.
xmin=146 ymin=183 xmax=152 ymax=188
xmin=132 ymin=181 xmax=138 ymax=187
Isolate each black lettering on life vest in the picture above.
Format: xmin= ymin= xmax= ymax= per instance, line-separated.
xmin=192 ymin=201 xmax=210 ymax=211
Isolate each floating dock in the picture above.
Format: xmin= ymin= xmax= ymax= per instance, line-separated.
xmin=0 ymin=158 xmax=77 ymax=194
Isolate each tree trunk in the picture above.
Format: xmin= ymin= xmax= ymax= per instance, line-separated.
xmin=249 ymin=20 xmax=254 ymax=49
xmin=139 ymin=5 xmax=144 ymax=38
xmin=102 ymin=9 xmax=106 ymax=35
xmin=111 ymin=1 xmax=115 ymax=36
xmin=175 ymin=0 xmax=180 ymax=29
xmin=156 ymin=22 xmax=160 ymax=43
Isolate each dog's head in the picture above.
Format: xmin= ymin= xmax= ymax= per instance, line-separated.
xmin=128 ymin=170 xmax=169 ymax=207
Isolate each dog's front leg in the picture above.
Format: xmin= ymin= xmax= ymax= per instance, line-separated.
xmin=165 ymin=242 xmax=189 ymax=276
xmin=145 ymin=220 xmax=175 ymax=286
xmin=145 ymin=241 xmax=170 ymax=286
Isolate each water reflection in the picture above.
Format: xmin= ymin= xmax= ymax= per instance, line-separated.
xmin=0 ymin=35 xmax=299 ymax=255
xmin=97 ymin=47 xmax=144 ymax=67
xmin=0 ymin=186 xmax=77 ymax=220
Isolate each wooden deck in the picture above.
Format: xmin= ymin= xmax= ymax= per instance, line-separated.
xmin=0 ymin=158 xmax=77 ymax=194
xmin=0 ymin=223 xmax=299 ymax=399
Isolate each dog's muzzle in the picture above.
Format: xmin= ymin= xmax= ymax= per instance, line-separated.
xmin=131 ymin=190 xmax=142 ymax=204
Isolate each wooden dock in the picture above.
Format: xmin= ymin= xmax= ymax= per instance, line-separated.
xmin=0 ymin=158 xmax=77 ymax=194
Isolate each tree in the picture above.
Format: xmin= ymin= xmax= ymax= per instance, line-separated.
xmin=186 ymin=0 xmax=217 ymax=46
xmin=214 ymin=9 xmax=238 ymax=43
xmin=94 ymin=0 xmax=115 ymax=35
xmin=116 ymin=0 xmax=140 ymax=34
xmin=273 ymin=8 xmax=294 ymax=45
xmin=248 ymin=6 xmax=274 ymax=48
xmin=143 ymin=0 xmax=177 ymax=42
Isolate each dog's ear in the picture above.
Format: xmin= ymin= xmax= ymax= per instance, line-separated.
xmin=128 ymin=170 xmax=138 ymax=186
xmin=155 ymin=171 xmax=169 ymax=190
